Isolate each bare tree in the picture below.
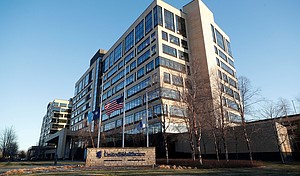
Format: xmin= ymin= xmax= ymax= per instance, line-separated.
xmin=260 ymin=101 xmax=289 ymax=163
xmin=236 ymin=76 xmax=261 ymax=162
xmin=0 ymin=126 xmax=18 ymax=160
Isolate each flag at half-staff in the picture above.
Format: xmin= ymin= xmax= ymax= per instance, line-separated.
xmin=104 ymin=96 xmax=124 ymax=116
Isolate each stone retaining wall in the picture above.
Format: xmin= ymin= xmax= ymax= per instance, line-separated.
xmin=86 ymin=147 xmax=156 ymax=167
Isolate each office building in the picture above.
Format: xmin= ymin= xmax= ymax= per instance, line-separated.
xmin=69 ymin=0 xmax=241 ymax=155
xmin=39 ymin=99 xmax=72 ymax=147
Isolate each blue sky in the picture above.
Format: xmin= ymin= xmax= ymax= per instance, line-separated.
xmin=0 ymin=0 xmax=299 ymax=151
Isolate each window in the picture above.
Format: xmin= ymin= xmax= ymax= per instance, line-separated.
xmin=228 ymin=58 xmax=234 ymax=67
xmin=151 ymin=45 xmax=157 ymax=55
xmin=181 ymin=40 xmax=188 ymax=49
xmin=162 ymin=44 xmax=177 ymax=57
xmin=125 ymin=30 xmax=134 ymax=53
xmin=107 ymin=65 xmax=118 ymax=78
xmin=118 ymin=59 xmax=124 ymax=69
xmin=124 ymin=50 xmax=134 ymax=64
xmin=178 ymin=51 xmax=189 ymax=62
xmin=172 ymin=75 xmax=183 ymax=86
xmin=146 ymin=60 xmax=154 ymax=73
xmin=176 ymin=15 xmax=187 ymax=37
xmin=127 ymin=77 xmax=151 ymax=97
xmin=126 ymin=74 xmax=135 ymax=86
xmin=125 ymin=96 xmax=143 ymax=111
xmin=170 ymin=105 xmax=186 ymax=117
xmin=145 ymin=11 xmax=153 ymax=34
xmin=162 ymin=31 xmax=168 ymax=41
xmin=163 ymin=72 xmax=170 ymax=83
xmin=135 ymin=20 xmax=144 ymax=44
xmin=226 ymin=40 xmax=232 ymax=56
xmin=137 ymin=67 xmax=144 ymax=79
xmin=111 ymin=70 xmax=124 ymax=85
xmin=164 ymin=9 xmax=174 ymax=31
xmin=161 ymin=87 xmax=180 ymax=100
xmin=137 ymin=37 xmax=150 ymax=54
xmin=211 ymin=24 xmax=216 ymax=42
xmin=103 ymin=81 xmax=110 ymax=91
xmin=137 ymin=50 xmax=150 ymax=65
xmin=153 ymin=104 xmax=162 ymax=115
xmin=109 ymin=52 xmax=114 ymax=67
xmin=218 ymin=49 xmax=227 ymax=62
xmin=151 ymin=32 xmax=156 ymax=42
xmin=216 ymin=29 xmax=225 ymax=50
xmin=115 ymin=81 xmax=124 ymax=92
xmin=158 ymin=57 xmax=186 ymax=73
xmin=114 ymin=43 xmax=122 ymax=62
xmin=153 ymin=5 xmax=163 ymax=27
xmin=169 ymin=34 xmax=180 ymax=46
xmin=130 ymin=61 xmax=136 ymax=71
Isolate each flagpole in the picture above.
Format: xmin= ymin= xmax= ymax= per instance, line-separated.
xmin=97 ymin=76 xmax=104 ymax=148
xmin=122 ymin=64 xmax=127 ymax=148
xmin=146 ymin=89 xmax=149 ymax=147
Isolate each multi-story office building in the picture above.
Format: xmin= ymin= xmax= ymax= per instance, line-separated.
xmin=96 ymin=0 xmax=240 ymax=146
xmin=70 ymin=0 xmax=241 ymax=151
xmin=39 ymin=99 xmax=72 ymax=147
xmin=71 ymin=49 xmax=106 ymax=133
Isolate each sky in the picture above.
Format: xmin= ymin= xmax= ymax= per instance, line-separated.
xmin=0 ymin=0 xmax=299 ymax=151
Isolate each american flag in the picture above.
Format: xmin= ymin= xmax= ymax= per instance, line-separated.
xmin=105 ymin=96 xmax=124 ymax=116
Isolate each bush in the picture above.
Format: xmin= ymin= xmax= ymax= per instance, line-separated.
xmin=156 ymin=159 xmax=263 ymax=168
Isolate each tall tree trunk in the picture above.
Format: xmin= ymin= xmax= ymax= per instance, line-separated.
xmin=221 ymin=128 xmax=229 ymax=162
xmin=212 ymin=130 xmax=220 ymax=161
xmin=163 ymin=133 xmax=169 ymax=164
xmin=242 ymin=119 xmax=253 ymax=162
xmin=272 ymin=121 xmax=285 ymax=164
xmin=196 ymin=128 xmax=203 ymax=165
xmin=189 ymin=130 xmax=196 ymax=161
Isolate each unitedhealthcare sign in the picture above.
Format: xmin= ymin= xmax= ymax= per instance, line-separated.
xmin=86 ymin=147 xmax=156 ymax=167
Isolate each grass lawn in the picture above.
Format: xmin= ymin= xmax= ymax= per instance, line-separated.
xmin=0 ymin=161 xmax=299 ymax=176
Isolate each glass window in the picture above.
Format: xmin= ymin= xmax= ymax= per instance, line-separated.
xmin=172 ymin=75 xmax=183 ymax=86
xmin=216 ymin=29 xmax=225 ymax=50
xmin=137 ymin=37 xmax=150 ymax=54
xmin=170 ymin=105 xmax=186 ymax=117
xmin=162 ymin=31 xmax=168 ymax=41
xmin=145 ymin=11 xmax=153 ymax=34
xmin=127 ymin=77 xmax=151 ymax=97
xmin=126 ymin=74 xmax=135 ymax=86
xmin=109 ymin=52 xmax=114 ymax=68
xmin=178 ymin=50 xmax=189 ymax=62
xmin=163 ymin=72 xmax=170 ymax=83
xmin=137 ymin=67 xmax=144 ymax=79
xmin=135 ymin=20 xmax=144 ymax=44
xmin=169 ymin=34 xmax=180 ymax=46
xmin=124 ymin=50 xmax=134 ymax=64
xmin=211 ymin=24 xmax=216 ymax=42
xmin=153 ymin=6 xmax=163 ymax=27
xmin=161 ymin=87 xmax=180 ymax=100
xmin=181 ymin=40 xmax=188 ymax=49
xmin=162 ymin=44 xmax=177 ymax=57
xmin=151 ymin=31 xmax=156 ymax=42
xmin=158 ymin=57 xmax=186 ymax=73
xmin=137 ymin=50 xmax=150 ymax=65
xmin=114 ymin=43 xmax=122 ymax=62
xmin=146 ymin=60 xmax=154 ymax=73
xmin=226 ymin=40 xmax=232 ymax=56
xmin=125 ymin=30 xmax=134 ymax=53
xmin=164 ymin=9 xmax=174 ymax=31
xmin=118 ymin=59 xmax=124 ymax=69
xmin=176 ymin=15 xmax=187 ymax=37
xmin=130 ymin=60 xmax=136 ymax=71
xmin=151 ymin=44 xmax=156 ymax=55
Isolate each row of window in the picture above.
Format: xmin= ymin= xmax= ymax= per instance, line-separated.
xmin=211 ymin=24 xmax=232 ymax=56
xmin=218 ymin=70 xmax=237 ymax=88
xmin=103 ymin=104 xmax=163 ymax=132
xmin=162 ymin=31 xmax=188 ymax=49
xmin=74 ymin=69 xmax=94 ymax=96
xmin=216 ymin=58 xmax=235 ymax=77
xmin=163 ymin=72 xmax=184 ymax=86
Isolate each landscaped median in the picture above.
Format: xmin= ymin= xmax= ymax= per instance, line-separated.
xmin=0 ymin=160 xmax=300 ymax=176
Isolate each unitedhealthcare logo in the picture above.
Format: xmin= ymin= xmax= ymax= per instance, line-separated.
xmin=96 ymin=151 xmax=102 ymax=158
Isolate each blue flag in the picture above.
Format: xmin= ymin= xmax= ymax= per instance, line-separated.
xmin=92 ymin=107 xmax=100 ymax=120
